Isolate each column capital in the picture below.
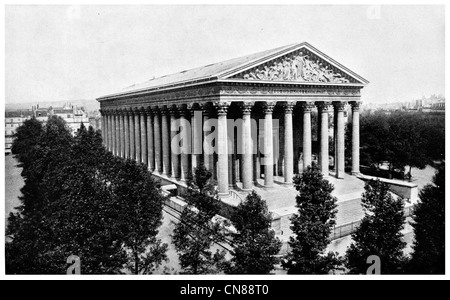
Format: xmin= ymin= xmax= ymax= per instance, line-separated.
xmin=138 ymin=107 xmax=146 ymax=116
xmin=168 ymin=105 xmax=179 ymax=116
xmin=160 ymin=106 xmax=170 ymax=115
xmin=316 ymin=101 xmax=333 ymax=112
xmin=151 ymin=106 xmax=161 ymax=114
xmin=213 ymin=101 xmax=230 ymax=116
xmin=350 ymin=101 xmax=362 ymax=111
xmin=144 ymin=106 xmax=153 ymax=115
xmin=187 ymin=102 xmax=201 ymax=111
xmin=282 ymin=101 xmax=296 ymax=113
xmin=333 ymin=101 xmax=348 ymax=112
xmin=262 ymin=101 xmax=276 ymax=114
xmin=239 ymin=101 xmax=255 ymax=115
xmin=300 ymin=101 xmax=315 ymax=112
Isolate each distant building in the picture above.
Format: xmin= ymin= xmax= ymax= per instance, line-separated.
xmin=50 ymin=103 xmax=90 ymax=133
xmin=5 ymin=103 xmax=93 ymax=153
xmin=5 ymin=110 xmax=34 ymax=153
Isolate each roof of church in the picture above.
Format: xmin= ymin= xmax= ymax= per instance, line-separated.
xmin=98 ymin=42 xmax=368 ymax=100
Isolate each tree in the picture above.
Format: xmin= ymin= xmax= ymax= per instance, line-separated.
xmin=114 ymin=159 xmax=168 ymax=274
xmin=172 ymin=164 xmax=226 ymax=274
xmin=11 ymin=117 xmax=43 ymax=168
xmin=408 ymin=163 xmax=445 ymax=274
xmin=283 ymin=165 xmax=342 ymax=274
xmin=225 ymin=191 xmax=282 ymax=274
xmin=6 ymin=120 xmax=168 ymax=274
xmin=345 ymin=179 xmax=407 ymax=274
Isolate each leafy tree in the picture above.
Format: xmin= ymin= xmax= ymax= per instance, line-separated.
xmin=6 ymin=120 xmax=167 ymax=274
xmin=283 ymin=165 xmax=342 ymax=274
xmin=225 ymin=191 xmax=281 ymax=274
xmin=408 ymin=163 xmax=445 ymax=274
xmin=345 ymin=179 xmax=407 ymax=274
xmin=172 ymin=164 xmax=226 ymax=274
xmin=11 ymin=117 xmax=43 ymax=168
xmin=114 ymin=159 xmax=168 ymax=274
xmin=359 ymin=111 xmax=443 ymax=178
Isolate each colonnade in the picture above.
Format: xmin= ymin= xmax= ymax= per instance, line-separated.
xmin=100 ymin=100 xmax=361 ymax=195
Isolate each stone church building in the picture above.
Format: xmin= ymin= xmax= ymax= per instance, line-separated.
xmin=97 ymin=42 xmax=369 ymax=234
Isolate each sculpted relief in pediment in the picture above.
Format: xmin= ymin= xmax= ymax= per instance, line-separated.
xmin=234 ymin=49 xmax=355 ymax=84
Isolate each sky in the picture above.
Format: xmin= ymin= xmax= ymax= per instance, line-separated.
xmin=4 ymin=5 xmax=445 ymax=105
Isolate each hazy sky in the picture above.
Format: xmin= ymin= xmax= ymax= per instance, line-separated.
xmin=5 ymin=5 xmax=445 ymax=104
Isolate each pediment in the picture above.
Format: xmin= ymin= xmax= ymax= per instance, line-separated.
xmin=223 ymin=44 xmax=367 ymax=85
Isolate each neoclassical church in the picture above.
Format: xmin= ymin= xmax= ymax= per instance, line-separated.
xmin=98 ymin=42 xmax=368 ymax=222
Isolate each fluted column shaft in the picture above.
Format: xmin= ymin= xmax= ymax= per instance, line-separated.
xmin=302 ymin=102 xmax=314 ymax=171
xmin=119 ymin=111 xmax=124 ymax=158
xmin=114 ymin=111 xmax=120 ymax=156
xmin=191 ymin=107 xmax=202 ymax=172
xmin=202 ymin=110 xmax=213 ymax=174
xmin=170 ymin=108 xmax=180 ymax=179
xmin=318 ymin=102 xmax=332 ymax=177
xmin=124 ymin=110 xmax=130 ymax=159
xmin=283 ymin=102 xmax=295 ymax=183
xmin=334 ymin=101 xmax=347 ymax=179
xmin=134 ymin=109 xmax=141 ymax=162
xmin=263 ymin=102 xmax=275 ymax=187
xmin=161 ymin=108 xmax=171 ymax=176
xmin=129 ymin=111 xmax=135 ymax=161
xmin=140 ymin=109 xmax=147 ymax=165
xmin=351 ymin=101 xmax=361 ymax=175
xmin=179 ymin=107 xmax=190 ymax=181
xmin=216 ymin=102 xmax=230 ymax=194
xmin=153 ymin=108 xmax=163 ymax=174
xmin=146 ymin=108 xmax=154 ymax=171
xmin=241 ymin=102 xmax=254 ymax=190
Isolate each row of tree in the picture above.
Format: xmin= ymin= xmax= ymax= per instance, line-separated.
xmin=7 ymin=116 xmax=444 ymax=274
xmin=346 ymin=111 xmax=445 ymax=177
xmin=285 ymin=164 xmax=445 ymax=274
xmin=172 ymin=162 xmax=445 ymax=275
xmin=7 ymin=116 xmax=282 ymax=274
xmin=7 ymin=116 xmax=168 ymax=274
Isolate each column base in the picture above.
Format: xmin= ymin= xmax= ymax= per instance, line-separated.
xmin=351 ymin=171 xmax=360 ymax=176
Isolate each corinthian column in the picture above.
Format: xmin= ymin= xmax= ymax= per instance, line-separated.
xmin=283 ymin=102 xmax=296 ymax=184
xmin=129 ymin=109 xmax=135 ymax=161
xmin=301 ymin=102 xmax=314 ymax=172
xmin=161 ymin=106 xmax=171 ymax=176
xmin=153 ymin=107 xmax=163 ymax=174
xmin=351 ymin=101 xmax=361 ymax=175
xmin=119 ymin=109 xmax=124 ymax=158
xmin=190 ymin=103 xmax=202 ymax=172
xmin=145 ymin=107 xmax=154 ymax=171
xmin=100 ymin=109 xmax=106 ymax=147
xmin=140 ymin=108 xmax=147 ymax=165
xmin=202 ymin=106 xmax=214 ymax=175
xmin=262 ymin=102 xmax=276 ymax=187
xmin=215 ymin=102 xmax=230 ymax=195
xmin=169 ymin=106 xmax=180 ymax=179
xmin=317 ymin=101 xmax=332 ymax=177
xmin=178 ymin=106 xmax=191 ymax=181
xmin=114 ymin=110 xmax=120 ymax=156
xmin=240 ymin=102 xmax=254 ymax=190
xmin=124 ymin=109 xmax=130 ymax=159
xmin=334 ymin=101 xmax=347 ymax=179
xmin=134 ymin=108 xmax=141 ymax=163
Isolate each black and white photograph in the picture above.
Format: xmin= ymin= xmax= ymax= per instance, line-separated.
xmin=2 ymin=2 xmax=447 ymax=284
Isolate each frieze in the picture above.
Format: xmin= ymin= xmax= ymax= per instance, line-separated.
xmin=233 ymin=49 xmax=355 ymax=84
